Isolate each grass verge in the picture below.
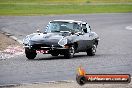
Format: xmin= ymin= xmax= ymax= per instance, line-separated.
xmin=0 ymin=0 xmax=132 ymax=4
xmin=0 ymin=4 xmax=132 ymax=16
xmin=0 ymin=32 xmax=20 ymax=51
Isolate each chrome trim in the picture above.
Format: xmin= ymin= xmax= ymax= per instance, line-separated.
xmin=23 ymin=46 xmax=67 ymax=50
xmin=41 ymin=47 xmax=51 ymax=48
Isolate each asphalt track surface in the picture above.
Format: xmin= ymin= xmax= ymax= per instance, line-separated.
xmin=0 ymin=13 xmax=132 ymax=85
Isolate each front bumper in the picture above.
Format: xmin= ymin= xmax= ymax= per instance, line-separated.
xmin=24 ymin=45 xmax=69 ymax=54
xmin=23 ymin=45 xmax=66 ymax=50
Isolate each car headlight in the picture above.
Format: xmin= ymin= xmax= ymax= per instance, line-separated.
xmin=23 ymin=36 xmax=30 ymax=44
xmin=58 ymin=38 xmax=67 ymax=47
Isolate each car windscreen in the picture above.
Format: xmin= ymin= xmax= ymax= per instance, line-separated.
xmin=45 ymin=22 xmax=81 ymax=33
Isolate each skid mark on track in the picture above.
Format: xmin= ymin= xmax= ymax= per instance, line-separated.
xmin=0 ymin=46 xmax=24 ymax=60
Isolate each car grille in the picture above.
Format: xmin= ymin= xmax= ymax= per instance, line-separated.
xmin=31 ymin=43 xmax=61 ymax=49
xmin=30 ymin=39 xmax=61 ymax=49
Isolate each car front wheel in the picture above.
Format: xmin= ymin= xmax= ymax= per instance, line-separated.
xmin=86 ymin=44 xmax=97 ymax=56
xmin=25 ymin=48 xmax=37 ymax=60
xmin=64 ymin=46 xmax=75 ymax=59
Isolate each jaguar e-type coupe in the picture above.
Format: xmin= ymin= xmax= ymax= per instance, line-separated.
xmin=23 ymin=20 xmax=100 ymax=59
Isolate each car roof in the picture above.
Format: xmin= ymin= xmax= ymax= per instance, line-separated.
xmin=51 ymin=20 xmax=86 ymax=24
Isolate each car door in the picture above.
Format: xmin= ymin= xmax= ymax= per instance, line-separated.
xmin=76 ymin=23 xmax=93 ymax=52
xmin=75 ymin=33 xmax=85 ymax=52
xmin=85 ymin=24 xmax=94 ymax=48
xmin=75 ymin=23 xmax=85 ymax=52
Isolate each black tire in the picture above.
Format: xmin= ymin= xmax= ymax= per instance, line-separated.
xmin=86 ymin=44 xmax=97 ymax=56
xmin=51 ymin=53 xmax=59 ymax=56
xmin=64 ymin=45 xmax=75 ymax=59
xmin=25 ymin=48 xmax=37 ymax=60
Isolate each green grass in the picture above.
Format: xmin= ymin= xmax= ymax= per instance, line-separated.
xmin=0 ymin=4 xmax=132 ymax=16
xmin=0 ymin=0 xmax=132 ymax=16
xmin=0 ymin=0 xmax=132 ymax=4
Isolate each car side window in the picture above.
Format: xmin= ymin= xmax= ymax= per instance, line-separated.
xmin=73 ymin=23 xmax=81 ymax=32
xmin=82 ymin=24 xmax=87 ymax=33
xmin=86 ymin=24 xmax=91 ymax=33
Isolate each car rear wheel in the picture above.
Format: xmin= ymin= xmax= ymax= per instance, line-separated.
xmin=86 ymin=44 xmax=97 ymax=56
xmin=64 ymin=45 xmax=75 ymax=59
xmin=25 ymin=48 xmax=37 ymax=60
